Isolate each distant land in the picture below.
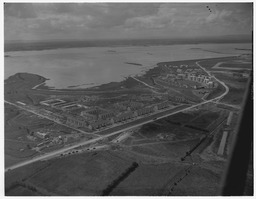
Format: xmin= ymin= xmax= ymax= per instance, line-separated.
xmin=4 ymin=34 xmax=252 ymax=52
xmin=125 ymin=62 xmax=143 ymax=66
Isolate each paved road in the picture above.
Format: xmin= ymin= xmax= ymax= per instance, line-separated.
xmin=5 ymin=60 xmax=230 ymax=172
xmin=196 ymin=61 xmax=229 ymax=101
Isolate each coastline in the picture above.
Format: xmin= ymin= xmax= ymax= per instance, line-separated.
xmin=5 ymin=43 xmax=251 ymax=90
xmin=4 ymin=39 xmax=252 ymax=53
xmin=8 ymin=55 xmax=238 ymax=93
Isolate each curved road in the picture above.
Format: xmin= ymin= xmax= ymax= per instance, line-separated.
xmin=196 ymin=61 xmax=229 ymax=101
xmin=5 ymin=60 xmax=230 ymax=172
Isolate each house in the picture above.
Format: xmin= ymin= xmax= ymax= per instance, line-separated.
xmin=35 ymin=131 xmax=50 ymax=139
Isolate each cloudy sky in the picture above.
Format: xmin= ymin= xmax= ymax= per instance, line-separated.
xmin=4 ymin=3 xmax=253 ymax=41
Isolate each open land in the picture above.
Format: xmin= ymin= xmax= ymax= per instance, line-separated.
xmin=5 ymin=50 xmax=252 ymax=195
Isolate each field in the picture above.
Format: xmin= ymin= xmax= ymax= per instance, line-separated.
xmin=4 ymin=103 xmax=82 ymax=167
xmin=5 ymin=105 xmax=41 ymax=166
xmin=138 ymin=110 xmax=220 ymax=141
xmin=186 ymin=111 xmax=220 ymax=130
xmin=130 ymin=139 xmax=200 ymax=160
xmin=213 ymin=72 xmax=249 ymax=105
xmin=198 ymin=56 xmax=250 ymax=70
xmin=110 ymin=162 xmax=184 ymax=196
xmin=219 ymin=62 xmax=252 ymax=69
xmin=6 ymin=151 xmax=134 ymax=196
xmin=198 ymin=55 xmax=251 ymax=104
xmin=170 ymin=164 xmax=221 ymax=196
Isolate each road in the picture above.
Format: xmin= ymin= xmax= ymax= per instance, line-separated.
xmin=196 ymin=61 xmax=229 ymax=101
xmin=5 ymin=60 xmax=230 ymax=172
xmin=131 ymin=76 xmax=157 ymax=90
xmin=211 ymin=61 xmax=252 ymax=71
xmin=130 ymin=76 xmax=164 ymax=95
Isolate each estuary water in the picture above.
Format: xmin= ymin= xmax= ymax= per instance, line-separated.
xmin=4 ymin=43 xmax=251 ymax=89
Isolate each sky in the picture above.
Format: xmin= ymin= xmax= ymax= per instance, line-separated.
xmin=4 ymin=3 xmax=253 ymax=41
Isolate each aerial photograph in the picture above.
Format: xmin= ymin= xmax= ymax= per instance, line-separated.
xmin=4 ymin=2 xmax=253 ymax=196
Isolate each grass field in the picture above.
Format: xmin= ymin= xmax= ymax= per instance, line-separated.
xmin=5 ymin=107 xmax=41 ymax=166
xmin=138 ymin=109 xmax=209 ymax=141
xmin=220 ymin=62 xmax=252 ymax=69
xmin=187 ymin=111 xmax=220 ymax=130
xmin=6 ymin=185 xmax=41 ymax=196
xmin=110 ymin=162 xmax=184 ymax=196
xmin=23 ymin=151 xmax=132 ymax=195
xmin=198 ymin=56 xmax=244 ymax=70
xmin=213 ymin=72 xmax=248 ymax=105
xmin=170 ymin=165 xmax=221 ymax=196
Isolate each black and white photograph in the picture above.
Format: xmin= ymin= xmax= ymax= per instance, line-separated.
xmin=4 ymin=1 xmax=253 ymax=196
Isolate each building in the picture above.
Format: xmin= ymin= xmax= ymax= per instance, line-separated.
xmin=81 ymin=107 xmax=111 ymax=120
xmin=89 ymin=119 xmax=112 ymax=130
xmin=136 ymin=106 xmax=154 ymax=116
xmin=35 ymin=131 xmax=50 ymax=139
xmin=50 ymin=113 xmax=66 ymax=123
xmin=66 ymin=115 xmax=89 ymax=128
xmin=99 ymin=112 xmax=115 ymax=120
xmin=177 ymin=69 xmax=182 ymax=73
xmin=53 ymin=101 xmax=79 ymax=109
xmin=177 ymin=74 xmax=186 ymax=79
xmin=168 ymin=95 xmax=187 ymax=103
xmin=40 ymin=99 xmax=65 ymax=106
xmin=81 ymin=112 xmax=97 ymax=121
xmin=127 ymin=102 xmax=143 ymax=111
xmin=112 ymin=111 xmax=135 ymax=123
xmin=156 ymin=101 xmax=169 ymax=110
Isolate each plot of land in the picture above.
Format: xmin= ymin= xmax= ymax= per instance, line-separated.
xmin=21 ymin=152 xmax=132 ymax=195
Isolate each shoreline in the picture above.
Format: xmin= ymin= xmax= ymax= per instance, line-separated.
xmin=4 ymin=41 xmax=252 ymax=53
xmin=19 ymin=55 xmax=238 ymax=92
